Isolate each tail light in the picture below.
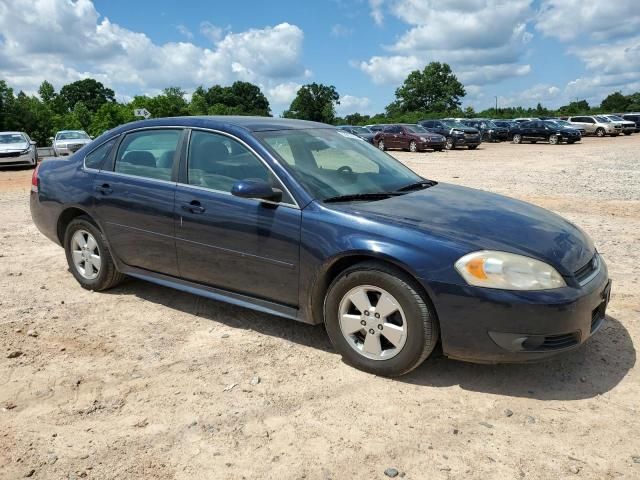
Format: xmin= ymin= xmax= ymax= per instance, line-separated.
xmin=31 ymin=163 xmax=40 ymax=193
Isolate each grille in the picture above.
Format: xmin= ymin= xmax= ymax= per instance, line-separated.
xmin=522 ymin=332 xmax=579 ymax=351
xmin=574 ymin=254 xmax=599 ymax=285
xmin=591 ymin=303 xmax=606 ymax=333
xmin=0 ymin=151 xmax=21 ymax=158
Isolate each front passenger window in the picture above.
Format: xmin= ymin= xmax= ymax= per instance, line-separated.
xmin=115 ymin=129 xmax=181 ymax=181
xmin=187 ymin=130 xmax=293 ymax=204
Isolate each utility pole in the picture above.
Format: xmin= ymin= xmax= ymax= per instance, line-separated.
xmin=495 ymin=96 xmax=498 ymax=115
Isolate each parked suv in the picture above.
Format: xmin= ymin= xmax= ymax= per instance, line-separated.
xmin=374 ymin=124 xmax=446 ymax=152
xmin=418 ymin=119 xmax=481 ymax=150
xmin=460 ymin=119 xmax=508 ymax=142
xmin=620 ymin=113 xmax=640 ymax=132
xmin=601 ymin=115 xmax=635 ymax=135
xmin=567 ymin=116 xmax=621 ymax=137
xmin=511 ymin=120 xmax=581 ymax=145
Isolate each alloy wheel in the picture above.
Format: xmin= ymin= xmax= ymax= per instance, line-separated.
xmin=513 ymin=134 xmax=522 ymax=144
xmin=549 ymin=135 xmax=559 ymax=145
xmin=445 ymin=138 xmax=454 ymax=150
xmin=338 ymin=285 xmax=407 ymax=360
xmin=409 ymin=141 xmax=417 ymax=152
xmin=70 ymin=229 xmax=101 ymax=280
xmin=378 ymin=141 xmax=385 ymax=151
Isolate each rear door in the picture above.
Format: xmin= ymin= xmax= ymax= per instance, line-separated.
xmin=93 ymin=128 xmax=184 ymax=276
xmin=174 ymin=129 xmax=301 ymax=305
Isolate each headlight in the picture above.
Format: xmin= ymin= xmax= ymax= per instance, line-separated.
xmin=419 ymin=136 xmax=427 ymax=142
xmin=20 ymin=146 xmax=32 ymax=154
xmin=488 ymin=129 xmax=494 ymax=133
xmin=455 ymin=251 xmax=566 ymax=290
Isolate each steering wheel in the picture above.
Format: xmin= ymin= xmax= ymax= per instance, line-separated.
xmin=337 ymin=165 xmax=354 ymax=175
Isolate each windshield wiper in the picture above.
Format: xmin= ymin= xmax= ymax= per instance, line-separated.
xmin=395 ymin=180 xmax=437 ymax=193
xmin=323 ymin=192 xmax=401 ymax=203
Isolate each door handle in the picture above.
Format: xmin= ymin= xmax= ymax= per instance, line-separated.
xmin=182 ymin=200 xmax=205 ymax=214
xmin=95 ymin=183 xmax=113 ymax=195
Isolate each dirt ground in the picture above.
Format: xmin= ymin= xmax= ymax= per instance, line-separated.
xmin=1 ymin=135 xmax=639 ymax=479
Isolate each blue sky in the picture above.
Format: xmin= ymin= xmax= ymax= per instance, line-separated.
xmin=1 ymin=0 xmax=639 ymax=115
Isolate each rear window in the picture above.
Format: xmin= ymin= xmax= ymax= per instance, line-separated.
xmin=85 ymin=138 xmax=117 ymax=170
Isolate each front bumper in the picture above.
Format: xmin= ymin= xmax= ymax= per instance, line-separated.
xmin=426 ymin=259 xmax=611 ymax=363
xmin=418 ymin=140 xmax=446 ymax=150
xmin=0 ymin=151 xmax=35 ymax=166
xmin=452 ymin=135 xmax=481 ymax=147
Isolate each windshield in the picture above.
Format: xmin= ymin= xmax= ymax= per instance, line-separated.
xmin=403 ymin=125 xmax=428 ymax=133
xmin=350 ymin=126 xmax=371 ymax=134
xmin=56 ymin=131 xmax=90 ymax=140
xmin=442 ymin=120 xmax=467 ymax=129
xmin=257 ymin=128 xmax=423 ymax=201
xmin=595 ymin=116 xmax=610 ymax=123
xmin=543 ymin=120 xmax=562 ymax=128
xmin=607 ymin=115 xmax=624 ymax=121
xmin=0 ymin=133 xmax=27 ymax=144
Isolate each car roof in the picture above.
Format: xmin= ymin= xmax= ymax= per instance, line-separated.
xmin=109 ymin=116 xmax=331 ymax=135
xmin=0 ymin=131 xmax=27 ymax=135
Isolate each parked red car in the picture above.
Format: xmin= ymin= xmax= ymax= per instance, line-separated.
xmin=374 ymin=124 xmax=447 ymax=152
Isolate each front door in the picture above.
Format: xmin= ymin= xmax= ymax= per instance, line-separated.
xmin=175 ymin=129 xmax=301 ymax=306
xmin=93 ymin=128 xmax=183 ymax=276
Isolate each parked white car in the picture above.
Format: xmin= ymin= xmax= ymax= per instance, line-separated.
xmin=601 ymin=115 xmax=635 ymax=135
xmin=0 ymin=131 xmax=37 ymax=168
xmin=51 ymin=130 xmax=92 ymax=156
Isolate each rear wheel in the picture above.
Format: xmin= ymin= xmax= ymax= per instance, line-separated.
xmin=468 ymin=145 xmax=478 ymax=150
xmin=324 ymin=261 xmax=439 ymax=377
xmin=595 ymin=128 xmax=605 ymax=137
xmin=512 ymin=134 xmax=522 ymax=144
xmin=64 ymin=216 xmax=126 ymax=291
xmin=409 ymin=140 xmax=417 ymax=152
xmin=378 ymin=140 xmax=385 ymax=151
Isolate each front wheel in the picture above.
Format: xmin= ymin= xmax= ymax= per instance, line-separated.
xmin=468 ymin=145 xmax=478 ymax=150
xmin=445 ymin=137 xmax=455 ymax=150
xmin=624 ymin=132 xmax=632 ymax=136
xmin=324 ymin=262 xmax=439 ymax=377
xmin=377 ymin=140 xmax=385 ymax=151
xmin=64 ymin=216 xmax=126 ymax=291
xmin=512 ymin=134 xmax=522 ymax=144
xmin=595 ymin=128 xmax=605 ymax=137
xmin=549 ymin=134 xmax=559 ymax=145
xmin=409 ymin=140 xmax=417 ymax=152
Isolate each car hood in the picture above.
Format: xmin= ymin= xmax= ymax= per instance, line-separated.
xmin=359 ymin=133 xmax=376 ymax=141
xmin=0 ymin=141 xmax=28 ymax=151
xmin=339 ymin=183 xmax=594 ymax=274
xmin=450 ymin=127 xmax=479 ymax=135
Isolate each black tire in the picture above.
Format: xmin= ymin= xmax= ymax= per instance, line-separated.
xmin=324 ymin=261 xmax=439 ymax=377
xmin=595 ymin=128 xmax=605 ymax=137
xmin=512 ymin=134 xmax=522 ymax=144
xmin=567 ymin=140 xmax=576 ymax=144
xmin=468 ymin=145 xmax=478 ymax=150
xmin=64 ymin=216 xmax=126 ymax=291
xmin=549 ymin=134 xmax=559 ymax=145
xmin=434 ymin=148 xmax=443 ymax=152
xmin=445 ymin=137 xmax=455 ymax=150
xmin=624 ymin=132 xmax=632 ymax=136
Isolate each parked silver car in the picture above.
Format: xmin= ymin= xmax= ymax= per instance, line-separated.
xmin=0 ymin=131 xmax=37 ymax=168
xmin=567 ymin=116 xmax=622 ymax=137
xmin=601 ymin=115 xmax=635 ymax=135
xmin=51 ymin=130 xmax=92 ymax=156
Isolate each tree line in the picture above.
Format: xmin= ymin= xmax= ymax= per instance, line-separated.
xmin=2 ymin=62 xmax=639 ymax=145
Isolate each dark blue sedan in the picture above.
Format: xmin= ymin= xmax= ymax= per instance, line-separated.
xmin=30 ymin=116 xmax=611 ymax=376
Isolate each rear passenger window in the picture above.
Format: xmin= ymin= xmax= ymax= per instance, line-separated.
xmin=114 ymin=130 xmax=181 ymax=181
xmin=85 ymin=138 xmax=116 ymax=170
xmin=187 ymin=130 xmax=293 ymax=204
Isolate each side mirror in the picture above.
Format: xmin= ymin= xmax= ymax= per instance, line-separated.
xmin=48 ymin=137 xmax=54 ymax=143
xmin=231 ymin=180 xmax=282 ymax=203
xmin=30 ymin=140 xmax=37 ymax=146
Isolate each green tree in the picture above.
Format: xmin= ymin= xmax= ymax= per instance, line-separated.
xmin=558 ymin=100 xmax=590 ymax=116
xmin=38 ymin=81 xmax=56 ymax=104
xmin=90 ymin=102 xmax=135 ymax=136
xmin=600 ymin=92 xmax=630 ymax=112
xmin=0 ymin=80 xmax=16 ymax=131
xmin=390 ymin=62 xmax=465 ymax=114
xmin=344 ymin=112 xmax=370 ymax=125
xmin=59 ymin=78 xmax=115 ymax=113
xmin=283 ymin=83 xmax=340 ymax=123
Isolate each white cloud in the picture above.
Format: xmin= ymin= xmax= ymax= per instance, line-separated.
xmin=0 ymin=0 xmax=308 ymax=111
xmin=536 ymin=0 xmax=640 ymax=42
xmin=266 ymin=82 xmax=301 ymax=108
xmin=336 ymin=95 xmax=372 ymax=115
xmin=360 ymin=0 xmax=534 ymax=87
xmin=330 ymin=24 xmax=353 ymax=38
xmin=370 ymin=0 xmax=385 ymax=26
xmin=176 ymin=24 xmax=193 ymax=40
xmin=199 ymin=22 xmax=226 ymax=43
